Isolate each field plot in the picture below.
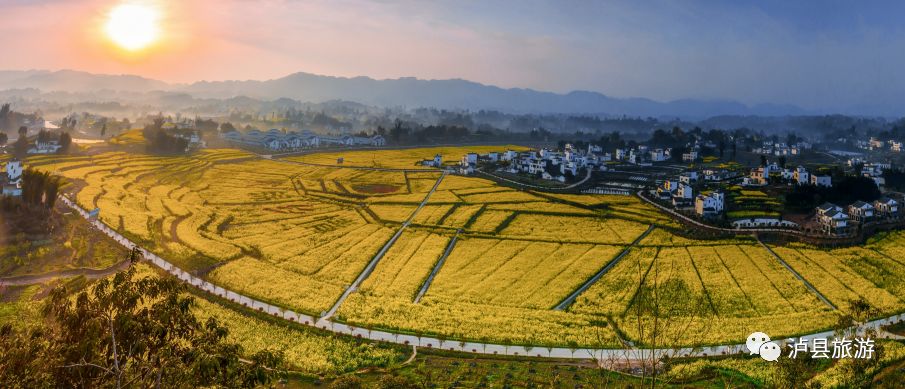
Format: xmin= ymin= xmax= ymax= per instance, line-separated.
xmin=425 ymin=238 xmax=624 ymax=309
xmin=571 ymin=243 xmax=841 ymax=345
xmin=771 ymin=246 xmax=903 ymax=312
xmin=500 ymin=214 xmax=649 ymax=244
xmin=352 ymin=230 xmax=450 ymax=301
xmin=637 ymin=228 xmax=754 ymax=247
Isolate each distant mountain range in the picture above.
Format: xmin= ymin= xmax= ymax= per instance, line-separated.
xmin=0 ymin=69 xmax=810 ymax=117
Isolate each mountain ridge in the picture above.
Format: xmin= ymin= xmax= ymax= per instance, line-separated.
xmin=0 ymin=69 xmax=808 ymax=117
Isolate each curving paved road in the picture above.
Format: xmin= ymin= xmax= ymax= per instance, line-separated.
xmin=57 ymin=195 xmax=905 ymax=361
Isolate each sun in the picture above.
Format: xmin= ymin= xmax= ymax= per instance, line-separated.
xmin=104 ymin=3 xmax=160 ymax=51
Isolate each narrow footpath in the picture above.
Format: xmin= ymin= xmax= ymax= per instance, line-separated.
xmin=413 ymin=229 xmax=460 ymax=303
xmin=321 ymin=172 xmax=447 ymax=320
xmin=554 ymin=225 xmax=656 ymax=310
xmin=0 ymin=259 xmax=131 ymax=287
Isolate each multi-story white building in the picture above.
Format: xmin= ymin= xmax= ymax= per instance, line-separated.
xmin=811 ymin=175 xmax=832 ymax=187
xmin=793 ymin=166 xmax=810 ymax=185
xmin=847 ymin=201 xmax=875 ymax=224
xmin=695 ymin=192 xmax=724 ymax=217
xmin=874 ymin=197 xmax=900 ymax=219
xmin=817 ymin=202 xmax=849 ymax=235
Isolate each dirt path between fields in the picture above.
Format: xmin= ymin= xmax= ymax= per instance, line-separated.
xmin=0 ymin=259 xmax=131 ymax=286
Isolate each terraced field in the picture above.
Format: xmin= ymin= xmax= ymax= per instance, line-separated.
xmin=27 ymin=148 xmax=905 ymax=348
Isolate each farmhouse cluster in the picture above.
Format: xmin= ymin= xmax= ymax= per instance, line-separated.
xmin=449 ymin=144 xmax=614 ymax=182
xmin=858 ymin=137 xmax=904 ymax=152
xmin=221 ymin=128 xmax=385 ymax=151
xmin=815 ymin=198 xmax=899 ymax=235
xmin=743 ymin=161 xmax=832 ymax=187
xmin=751 ymin=140 xmax=812 ymax=156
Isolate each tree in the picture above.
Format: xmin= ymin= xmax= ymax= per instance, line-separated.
xmin=329 ymin=375 xmax=363 ymax=389
xmin=21 ymin=168 xmax=61 ymax=210
xmin=760 ymin=155 xmax=768 ymax=167
xmin=0 ymin=132 xmax=7 ymax=145
xmin=0 ymin=264 xmax=284 ymax=388
xmin=0 ymin=103 xmax=10 ymax=131
xmin=373 ymin=374 xmax=419 ymax=389
xmin=101 ymin=123 xmax=107 ymax=137
xmin=616 ymin=254 xmax=716 ymax=389
xmin=13 ymin=127 xmax=29 ymax=158
xmin=58 ymin=132 xmax=72 ymax=153
xmin=219 ymin=122 xmax=236 ymax=134
xmin=778 ymin=155 xmax=787 ymax=169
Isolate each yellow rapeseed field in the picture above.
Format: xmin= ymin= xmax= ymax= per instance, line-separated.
xmin=30 ymin=147 xmax=905 ymax=348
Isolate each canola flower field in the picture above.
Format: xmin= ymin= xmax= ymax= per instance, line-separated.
xmin=27 ymin=147 xmax=905 ymax=349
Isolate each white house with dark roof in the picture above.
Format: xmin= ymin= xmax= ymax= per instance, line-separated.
xmin=811 ymin=175 xmax=832 ymax=187
xmin=793 ymin=166 xmax=810 ymax=185
xmin=816 ymin=202 xmax=849 ymax=235
xmin=695 ymin=192 xmax=724 ymax=218
xmin=847 ymin=201 xmax=875 ymax=223
xmin=874 ymin=197 xmax=899 ymax=219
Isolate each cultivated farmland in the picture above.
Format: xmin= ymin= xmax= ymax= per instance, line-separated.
xmin=29 ymin=147 xmax=905 ymax=348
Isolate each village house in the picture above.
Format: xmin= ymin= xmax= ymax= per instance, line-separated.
xmin=694 ymin=192 xmax=724 ymax=218
xmin=701 ymin=169 xmax=731 ymax=181
xmin=869 ymin=137 xmax=885 ymax=150
xmin=679 ymin=171 xmax=698 ymax=184
xmin=657 ymin=180 xmax=680 ymax=200
xmin=672 ymin=183 xmax=694 ymax=207
xmin=28 ymin=138 xmax=62 ymax=154
xmin=847 ymin=201 xmax=875 ymax=224
xmin=792 ymin=166 xmax=810 ymax=185
xmin=816 ymin=202 xmax=849 ymax=235
xmin=173 ymin=131 xmax=206 ymax=151
xmin=780 ymin=168 xmax=793 ymax=181
xmin=810 ymin=175 xmax=832 ymax=187
xmin=745 ymin=161 xmax=781 ymax=185
xmin=874 ymin=197 xmax=899 ymax=219
xmin=650 ymin=148 xmax=669 ymax=162
xmin=423 ymin=154 xmax=443 ymax=167
xmin=682 ymin=150 xmax=698 ymax=162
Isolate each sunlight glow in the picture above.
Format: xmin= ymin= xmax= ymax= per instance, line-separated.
xmin=104 ymin=3 xmax=160 ymax=51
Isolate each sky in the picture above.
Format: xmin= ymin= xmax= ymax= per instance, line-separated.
xmin=1 ymin=0 xmax=905 ymax=112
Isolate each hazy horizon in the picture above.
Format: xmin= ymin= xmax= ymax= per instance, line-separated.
xmin=3 ymin=1 xmax=905 ymax=113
